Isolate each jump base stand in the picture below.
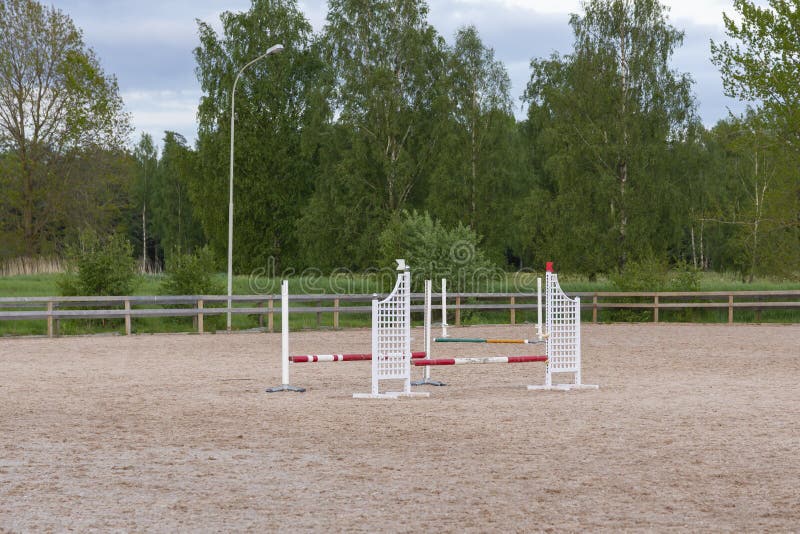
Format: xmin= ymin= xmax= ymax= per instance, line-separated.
xmin=265 ymin=384 xmax=306 ymax=393
xmin=411 ymin=378 xmax=446 ymax=386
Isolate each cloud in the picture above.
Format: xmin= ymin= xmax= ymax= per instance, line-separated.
xmin=48 ymin=0 xmax=754 ymax=144
xmin=123 ymin=89 xmax=201 ymax=145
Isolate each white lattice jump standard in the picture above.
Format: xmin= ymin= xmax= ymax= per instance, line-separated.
xmin=353 ymin=260 xmax=429 ymax=399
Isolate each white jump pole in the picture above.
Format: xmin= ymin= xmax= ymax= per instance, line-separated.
xmin=266 ymin=280 xmax=306 ymax=393
xmin=441 ymin=278 xmax=448 ymax=338
xmin=537 ymin=276 xmax=543 ymax=340
xmin=412 ymin=279 xmax=446 ymax=386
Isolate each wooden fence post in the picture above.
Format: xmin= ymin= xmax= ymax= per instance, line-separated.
xmin=124 ymin=299 xmax=131 ymax=335
xmin=268 ymin=298 xmax=274 ymax=333
xmin=728 ymin=294 xmax=734 ymax=324
xmin=654 ymin=294 xmax=659 ymax=323
xmin=455 ymin=296 xmax=461 ymax=327
xmin=510 ymin=296 xmax=516 ymax=325
xmin=592 ymin=294 xmax=598 ymax=323
xmin=47 ymin=301 xmax=54 ymax=338
xmin=334 ymin=298 xmax=340 ymax=329
xmin=197 ymin=299 xmax=204 ymax=334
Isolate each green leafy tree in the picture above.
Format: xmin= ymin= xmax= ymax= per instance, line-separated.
xmin=151 ymin=132 xmax=203 ymax=262
xmin=711 ymin=0 xmax=800 ymax=148
xmin=521 ymin=0 xmax=695 ymax=274
xmin=0 ymin=0 xmax=130 ymax=256
xmin=426 ymin=26 xmax=526 ymax=264
xmin=701 ymin=113 xmax=800 ymax=280
xmin=298 ymin=0 xmax=445 ymax=269
xmin=193 ymin=0 xmax=330 ymax=272
xmin=710 ymin=0 xmax=800 ymax=278
xmin=132 ymin=133 xmax=158 ymax=271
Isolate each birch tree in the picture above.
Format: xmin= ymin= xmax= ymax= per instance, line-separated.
xmin=523 ymin=0 xmax=694 ymax=271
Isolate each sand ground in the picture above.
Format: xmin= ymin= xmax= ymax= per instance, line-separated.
xmin=1 ymin=323 xmax=799 ymax=532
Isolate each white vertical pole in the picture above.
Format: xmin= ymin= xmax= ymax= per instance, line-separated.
xmin=371 ymin=298 xmax=379 ymax=396
xmin=424 ymin=279 xmax=432 ymax=382
xmin=441 ymin=278 xmax=448 ymax=338
xmin=403 ymin=269 xmax=412 ymax=394
xmin=575 ymin=296 xmax=582 ymax=385
xmin=281 ymin=279 xmax=289 ymax=386
xmin=537 ymin=277 xmax=543 ymax=340
xmin=545 ymin=271 xmax=552 ymax=387
xmin=266 ymin=279 xmax=305 ymax=393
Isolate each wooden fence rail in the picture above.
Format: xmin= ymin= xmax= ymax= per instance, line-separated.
xmin=0 ymin=290 xmax=798 ymax=337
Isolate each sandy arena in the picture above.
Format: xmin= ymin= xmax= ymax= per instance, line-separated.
xmin=1 ymin=323 xmax=799 ymax=531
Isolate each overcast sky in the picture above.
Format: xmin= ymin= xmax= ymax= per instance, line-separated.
xmin=46 ymin=0 xmax=759 ymax=147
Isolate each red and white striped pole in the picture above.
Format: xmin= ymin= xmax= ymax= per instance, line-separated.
xmin=291 ymin=352 xmax=427 ymax=363
xmin=414 ymin=356 xmax=547 ymax=366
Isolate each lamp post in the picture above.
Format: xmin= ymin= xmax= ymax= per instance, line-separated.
xmin=227 ymin=43 xmax=284 ymax=332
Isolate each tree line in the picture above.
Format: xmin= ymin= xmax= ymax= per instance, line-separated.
xmin=1 ymin=0 xmax=798 ymax=282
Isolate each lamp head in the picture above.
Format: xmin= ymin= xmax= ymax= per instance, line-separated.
xmin=266 ymin=44 xmax=285 ymax=55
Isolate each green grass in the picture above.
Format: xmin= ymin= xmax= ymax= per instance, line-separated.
xmin=1 ymin=271 xmax=798 ymax=336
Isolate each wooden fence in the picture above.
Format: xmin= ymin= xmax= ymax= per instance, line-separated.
xmin=0 ymin=290 xmax=798 ymax=337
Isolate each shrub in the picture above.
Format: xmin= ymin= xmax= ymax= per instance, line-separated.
xmin=378 ymin=210 xmax=496 ymax=292
xmin=160 ymin=247 xmax=223 ymax=296
xmin=58 ymin=230 xmax=139 ymax=296
xmin=609 ymin=255 xmax=701 ymax=321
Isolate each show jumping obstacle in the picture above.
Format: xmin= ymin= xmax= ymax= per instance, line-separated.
xmin=266 ymin=259 xmax=429 ymax=398
xmin=267 ymin=259 xmax=595 ymax=396
xmin=419 ymin=262 xmax=598 ymax=391
xmin=353 ymin=260 xmax=429 ymax=399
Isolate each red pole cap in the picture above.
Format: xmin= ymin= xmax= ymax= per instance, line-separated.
xmin=545 ymin=261 xmax=553 ymax=272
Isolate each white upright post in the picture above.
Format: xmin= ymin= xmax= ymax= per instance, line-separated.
xmin=537 ymin=276 xmax=543 ymax=340
xmin=266 ymin=280 xmax=306 ymax=393
xmin=412 ymin=280 xmax=445 ymax=387
xmin=281 ymin=280 xmax=289 ymax=384
xmin=441 ymin=278 xmax=448 ymax=338
xmin=370 ymin=297 xmax=380 ymax=396
xmin=424 ymin=280 xmax=431 ymax=382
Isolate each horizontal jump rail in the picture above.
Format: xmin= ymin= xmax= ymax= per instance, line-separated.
xmin=434 ymin=337 xmax=544 ymax=344
xmin=291 ymin=351 xmax=427 ymax=363
xmin=413 ymin=355 xmax=547 ymax=366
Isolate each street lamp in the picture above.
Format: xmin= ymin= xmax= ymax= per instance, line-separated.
xmin=227 ymin=43 xmax=285 ymax=332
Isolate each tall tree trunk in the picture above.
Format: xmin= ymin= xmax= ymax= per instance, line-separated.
xmin=617 ymin=21 xmax=629 ymax=270
xmin=470 ymin=115 xmax=477 ymax=229
xmin=618 ymin=158 xmax=628 ymax=269
xmin=142 ymin=202 xmax=147 ymax=273
xmin=700 ymin=220 xmax=706 ymax=270
xmin=21 ymin=152 xmax=35 ymax=256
